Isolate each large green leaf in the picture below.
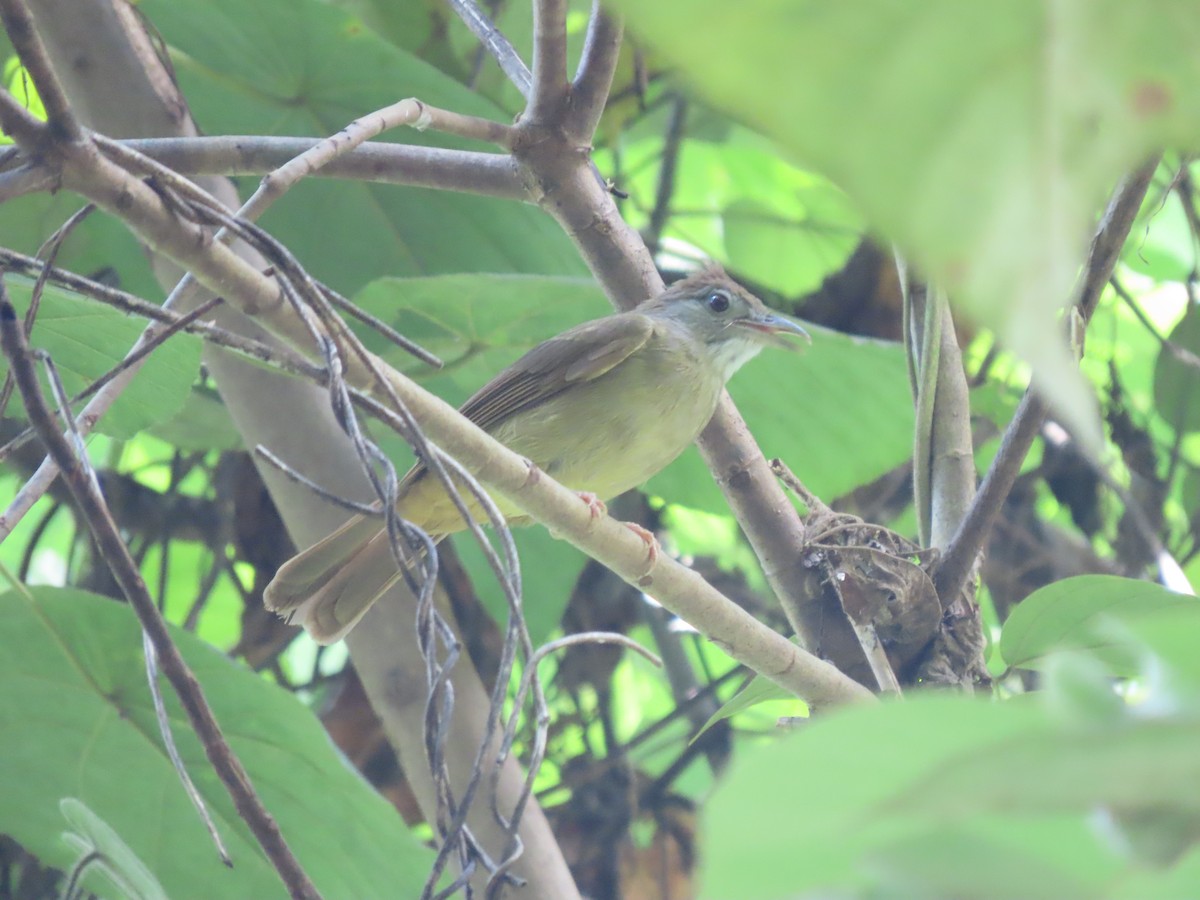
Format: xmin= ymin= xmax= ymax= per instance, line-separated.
xmin=1 ymin=277 xmax=200 ymax=439
xmin=617 ymin=0 xmax=1200 ymax=446
xmin=0 ymin=587 xmax=430 ymax=899
xmin=139 ymin=0 xmax=585 ymax=292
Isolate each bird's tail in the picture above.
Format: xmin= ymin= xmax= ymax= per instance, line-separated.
xmin=264 ymin=513 xmax=428 ymax=644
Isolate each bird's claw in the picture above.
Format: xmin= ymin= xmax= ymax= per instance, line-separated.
xmin=577 ymin=491 xmax=607 ymax=520
xmin=623 ymin=522 xmax=659 ymax=586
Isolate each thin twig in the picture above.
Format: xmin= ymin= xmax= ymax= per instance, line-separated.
xmin=254 ymin=446 xmax=386 ymax=518
xmin=1111 ymin=276 xmax=1200 ymax=372
xmin=143 ymin=631 xmax=231 ymax=864
xmin=644 ymin=95 xmax=687 ymax=257
xmin=445 ymin=0 xmax=532 ymax=98
xmin=489 ymin=632 xmax=661 ymax=891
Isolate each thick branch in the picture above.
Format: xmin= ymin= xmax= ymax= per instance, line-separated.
xmin=528 ymin=0 xmax=568 ymax=122
xmin=933 ymin=157 xmax=1161 ymax=600
xmin=566 ymin=3 xmax=622 ymax=141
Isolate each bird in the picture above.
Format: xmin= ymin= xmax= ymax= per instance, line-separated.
xmin=264 ymin=265 xmax=809 ymax=643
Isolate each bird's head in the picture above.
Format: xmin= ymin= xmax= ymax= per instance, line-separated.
xmin=642 ymin=265 xmax=810 ymax=380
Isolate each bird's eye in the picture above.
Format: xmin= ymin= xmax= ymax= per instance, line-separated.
xmin=706 ymin=290 xmax=730 ymax=313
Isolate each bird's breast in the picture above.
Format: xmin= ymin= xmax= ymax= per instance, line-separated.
xmin=492 ymin=329 xmax=725 ymax=501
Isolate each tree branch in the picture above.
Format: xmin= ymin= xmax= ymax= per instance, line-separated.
xmin=933 ymin=157 xmax=1162 ymax=600
xmin=0 ymin=0 xmax=81 ymax=142
xmin=528 ymin=0 xmax=568 ymax=122
xmin=445 ymin=0 xmax=532 ymax=98
xmin=566 ymin=3 xmax=622 ymax=141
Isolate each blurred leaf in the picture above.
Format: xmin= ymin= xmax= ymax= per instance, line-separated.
xmin=1153 ymin=306 xmax=1200 ymax=433
xmin=866 ymin=824 xmax=1100 ymax=900
xmin=0 ymin=587 xmax=430 ymax=899
xmin=617 ymin=1 xmax=1200 ymax=448
xmin=140 ymin=0 xmax=586 ymax=291
xmin=1 ymin=277 xmax=200 ymax=439
xmin=700 ymin=696 xmax=1132 ymax=900
xmin=1113 ymin=844 xmax=1200 ymax=899
xmin=1000 ymin=574 xmax=1198 ymax=670
xmin=702 ymin=693 xmax=1200 ymax=898
xmin=1039 ymin=650 xmax=1127 ymax=729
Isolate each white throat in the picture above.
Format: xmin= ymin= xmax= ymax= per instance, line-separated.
xmin=709 ymin=335 xmax=765 ymax=383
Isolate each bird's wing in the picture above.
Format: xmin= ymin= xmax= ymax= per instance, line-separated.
xmin=460 ymin=312 xmax=656 ymax=432
xmin=395 ymin=313 xmax=656 ymax=492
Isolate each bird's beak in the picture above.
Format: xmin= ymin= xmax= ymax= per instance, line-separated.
xmin=735 ymin=312 xmax=812 ymax=349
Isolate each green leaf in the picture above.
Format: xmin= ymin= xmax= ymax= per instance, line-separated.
xmin=722 ymin=195 xmax=861 ymax=296
xmin=140 ymin=0 xmax=585 ymax=290
xmin=355 ymin=273 xmax=611 ymax=400
xmin=0 ymin=193 xmax=165 ymax=305
xmin=617 ymin=1 xmax=1200 ymax=449
xmin=1153 ymin=306 xmax=1200 ymax=434
xmin=600 ymin=123 xmax=863 ymax=295
xmin=1 ymin=276 xmax=200 ymax=439
xmin=0 ymin=587 xmax=431 ymax=899
xmin=695 ymin=674 xmax=800 ymax=741
xmin=147 ymin=385 xmax=244 ymax=451
xmin=999 ymin=574 xmax=1198 ymax=670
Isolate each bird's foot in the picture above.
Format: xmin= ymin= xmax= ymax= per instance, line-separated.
xmin=577 ymin=491 xmax=608 ymax=520
xmin=623 ymin=522 xmax=660 ymax=587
